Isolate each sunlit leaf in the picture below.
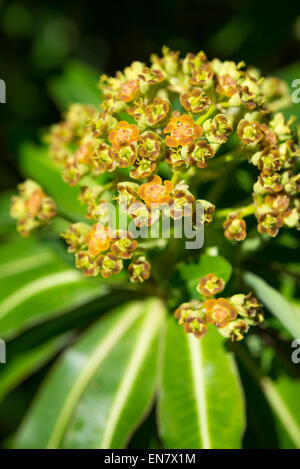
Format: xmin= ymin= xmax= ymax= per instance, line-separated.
xmin=15 ymin=299 xmax=165 ymax=449
xmin=158 ymin=317 xmax=245 ymax=449
xmin=244 ymin=272 xmax=300 ymax=339
xmin=0 ymin=238 xmax=109 ymax=338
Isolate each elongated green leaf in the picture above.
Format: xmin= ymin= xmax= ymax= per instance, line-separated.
xmin=0 ymin=238 xmax=108 ymax=338
xmin=15 ymin=299 xmax=165 ymax=449
xmin=236 ymin=343 xmax=300 ymax=449
xmin=19 ymin=143 xmax=86 ymax=220
xmin=179 ymin=254 xmax=232 ymax=299
xmin=244 ymin=272 xmax=300 ymax=339
xmin=262 ymin=375 xmax=300 ymax=448
xmin=158 ymin=317 xmax=245 ymax=449
xmin=0 ymin=334 xmax=70 ymax=403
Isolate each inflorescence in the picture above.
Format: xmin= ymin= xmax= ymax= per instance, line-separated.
xmin=10 ymin=47 xmax=300 ymax=340
xmin=175 ymin=273 xmax=263 ymax=341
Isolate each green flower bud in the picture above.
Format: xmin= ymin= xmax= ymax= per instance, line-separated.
xmin=174 ymin=300 xmax=207 ymax=338
xmin=197 ymin=274 xmax=225 ymax=297
xmin=218 ymin=319 xmax=249 ymax=341
xmin=128 ymin=256 xmax=151 ymax=283
xmin=61 ymin=222 xmax=91 ymax=253
xmin=97 ymin=252 xmax=123 ymax=278
xmin=203 ymin=114 xmax=233 ymax=144
xmin=75 ymin=250 xmax=99 ymax=277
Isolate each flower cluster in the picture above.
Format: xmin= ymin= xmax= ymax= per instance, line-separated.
xmin=10 ymin=47 xmax=299 ymax=289
xmin=45 ymin=47 xmax=273 ymax=185
xmin=10 ymin=180 xmax=56 ymax=236
xmin=237 ymin=113 xmax=300 ymax=236
xmin=61 ymin=222 xmax=150 ymax=281
xmin=175 ymin=273 xmax=264 ymax=340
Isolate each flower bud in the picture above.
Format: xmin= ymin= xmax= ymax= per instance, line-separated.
xmin=108 ymin=121 xmax=139 ymax=150
xmin=128 ymin=201 xmax=159 ymax=227
xmin=116 ymin=182 xmax=139 ymax=207
xmin=229 ymin=293 xmax=264 ymax=325
xmin=195 ymin=199 xmax=215 ymax=225
xmin=63 ymin=159 xmax=88 ymax=186
xmin=139 ymin=131 xmax=163 ymax=160
xmin=85 ymin=223 xmax=111 ymax=256
xmin=180 ymin=89 xmax=211 ymax=114
xmin=175 ymin=300 xmax=207 ymax=338
xmin=269 ymin=113 xmax=292 ymax=141
xmin=197 ymin=273 xmax=225 ymax=297
xmin=144 ymin=97 xmax=171 ymax=127
xmin=164 ymin=113 xmax=202 ymax=147
xmin=61 ymin=222 xmax=91 ymax=253
xmin=169 ymin=183 xmax=195 ymax=220
xmin=190 ymin=63 xmax=214 ymax=88
xmin=92 ymin=143 xmax=116 ymax=174
xmin=218 ymin=319 xmax=249 ymax=341
xmin=237 ymin=119 xmax=263 ymax=147
xmin=216 ymin=74 xmax=238 ymax=97
xmin=258 ymin=170 xmax=283 ymax=193
xmin=97 ymin=252 xmax=123 ymax=278
xmin=183 ymin=140 xmax=215 ymax=168
xmin=137 ymin=175 xmax=173 ymax=207
xmin=251 ymin=147 xmax=282 ymax=172
xmin=75 ymin=250 xmax=99 ymax=277
xmin=203 ymin=114 xmax=233 ymax=144
xmin=128 ymin=256 xmax=151 ymax=283
xmin=130 ymin=159 xmax=157 ymax=180
xmin=112 ymin=141 xmax=138 ymax=168
xmin=223 ymin=212 xmax=247 ymax=241
xmin=204 ymin=298 xmax=238 ymax=328
xmin=10 ymin=179 xmax=56 ymax=237
xmin=110 ymin=230 xmax=138 ymax=259
xmin=257 ymin=210 xmax=284 ymax=237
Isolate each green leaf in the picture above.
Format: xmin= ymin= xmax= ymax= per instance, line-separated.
xmin=158 ymin=317 xmax=245 ymax=449
xmin=236 ymin=343 xmax=300 ymax=449
xmin=179 ymin=254 xmax=232 ymax=298
xmin=263 ymin=375 xmax=300 ymax=449
xmin=47 ymin=60 xmax=100 ymax=110
xmin=0 ymin=238 xmax=108 ymax=338
xmin=19 ymin=142 xmax=86 ymax=221
xmin=15 ymin=299 xmax=166 ymax=449
xmin=0 ymin=334 xmax=70 ymax=403
xmin=244 ymin=272 xmax=300 ymax=339
xmin=275 ymin=61 xmax=300 ymax=119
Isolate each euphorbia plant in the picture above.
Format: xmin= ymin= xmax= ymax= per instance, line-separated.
xmin=4 ymin=47 xmax=300 ymax=449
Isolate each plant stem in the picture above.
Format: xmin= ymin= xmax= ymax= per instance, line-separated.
xmin=215 ymin=203 xmax=256 ymax=219
xmin=171 ymin=172 xmax=180 ymax=186
xmin=196 ymin=104 xmax=217 ymax=126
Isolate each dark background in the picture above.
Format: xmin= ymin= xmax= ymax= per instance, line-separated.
xmin=1 ymin=0 xmax=300 ymax=191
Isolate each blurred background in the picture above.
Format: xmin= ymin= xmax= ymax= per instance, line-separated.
xmin=1 ymin=0 xmax=300 ymax=193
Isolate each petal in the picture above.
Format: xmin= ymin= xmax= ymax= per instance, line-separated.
xmin=194 ymin=124 xmax=203 ymax=138
xmin=137 ymin=183 xmax=147 ymax=200
xmin=164 ymin=180 xmax=173 ymax=194
xmin=166 ymin=136 xmax=179 ymax=147
xmin=119 ymin=121 xmax=129 ymax=129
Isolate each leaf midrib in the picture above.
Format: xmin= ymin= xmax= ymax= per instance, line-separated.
xmin=46 ymin=303 xmax=143 ymax=449
xmin=187 ymin=334 xmax=211 ymax=449
xmin=99 ymin=300 xmax=163 ymax=448
xmin=0 ymin=270 xmax=84 ymax=320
